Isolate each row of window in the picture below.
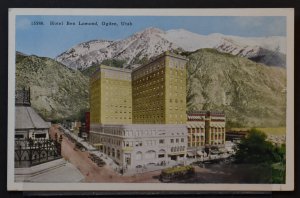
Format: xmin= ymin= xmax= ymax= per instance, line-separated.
xmin=132 ymin=65 xmax=164 ymax=80
xmin=188 ymin=142 xmax=205 ymax=147
xmin=104 ymin=104 xmax=132 ymax=108
xmin=97 ymin=129 xmax=185 ymax=138
xmin=133 ymin=100 xmax=164 ymax=108
xmin=133 ymin=115 xmax=164 ymax=119
xmin=99 ymin=137 xmax=122 ymax=146
xmin=134 ymin=78 xmax=164 ymax=90
xmin=104 ymin=97 xmax=132 ymax=102
xmin=210 ymin=141 xmax=225 ymax=145
xmin=170 ymin=146 xmax=185 ymax=152
xmin=168 ymin=114 xmax=185 ymax=118
xmin=135 ymin=150 xmax=167 ymax=160
xmin=168 ymin=79 xmax=184 ymax=84
xmin=188 ymin=136 xmax=205 ymax=140
xmin=122 ymin=138 xmax=185 ymax=147
xmin=15 ymin=134 xmax=47 ymax=139
xmin=133 ymin=91 xmax=164 ymax=99
xmin=168 ymin=107 xmax=185 ymax=112
xmin=169 ymin=59 xmax=186 ymax=70
xmin=168 ymin=92 xmax=185 ymax=98
xmin=104 ymin=90 xmax=131 ymax=95
xmin=101 ymin=146 xmax=121 ymax=159
xmin=133 ymin=69 xmax=164 ymax=81
xmin=170 ymin=138 xmax=185 ymax=143
xmin=104 ymin=117 xmax=132 ymax=120
xmin=111 ymin=110 xmax=132 ymax=114
xmin=210 ymin=128 xmax=226 ymax=132
xmin=104 ymin=79 xmax=131 ymax=85
xmin=133 ymin=106 xmax=164 ymax=111
xmin=133 ymin=109 xmax=164 ymax=114
xmin=187 ymin=128 xmax=225 ymax=133
xmin=188 ymin=128 xmax=205 ymax=133
xmin=132 ymin=69 xmax=185 ymax=85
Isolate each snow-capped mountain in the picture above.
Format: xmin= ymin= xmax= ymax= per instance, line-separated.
xmin=56 ymin=28 xmax=178 ymax=70
xmin=165 ymin=29 xmax=286 ymax=54
xmin=56 ymin=27 xmax=286 ymax=70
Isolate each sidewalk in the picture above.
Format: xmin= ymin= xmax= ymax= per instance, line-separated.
xmin=123 ymin=161 xmax=177 ymax=176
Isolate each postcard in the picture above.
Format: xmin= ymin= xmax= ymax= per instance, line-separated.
xmin=7 ymin=8 xmax=294 ymax=191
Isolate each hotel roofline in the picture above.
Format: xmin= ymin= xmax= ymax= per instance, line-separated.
xmin=90 ymin=51 xmax=189 ymax=79
xmin=132 ymin=51 xmax=188 ymax=73
xmin=187 ymin=110 xmax=225 ymax=115
xmin=90 ymin=64 xmax=132 ymax=79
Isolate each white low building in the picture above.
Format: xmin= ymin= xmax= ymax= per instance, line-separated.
xmin=89 ymin=124 xmax=187 ymax=169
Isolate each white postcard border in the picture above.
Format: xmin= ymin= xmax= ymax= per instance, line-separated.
xmin=7 ymin=8 xmax=295 ymax=191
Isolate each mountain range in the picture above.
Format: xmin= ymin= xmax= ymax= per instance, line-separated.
xmin=56 ymin=27 xmax=286 ymax=70
xmin=15 ymin=27 xmax=287 ymax=127
xmin=16 ymin=48 xmax=286 ymax=127
xmin=16 ymin=52 xmax=89 ymax=121
xmin=186 ymin=49 xmax=286 ymax=127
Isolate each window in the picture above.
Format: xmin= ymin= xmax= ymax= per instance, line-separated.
xmin=15 ymin=134 xmax=24 ymax=139
xmin=35 ymin=134 xmax=46 ymax=138
xmin=181 ymin=138 xmax=184 ymax=143
xmin=176 ymin=139 xmax=179 ymax=143
xmin=158 ymin=154 xmax=165 ymax=158
xmin=170 ymin=139 xmax=174 ymax=143
xmin=159 ymin=139 xmax=164 ymax=144
xmin=145 ymin=150 xmax=156 ymax=159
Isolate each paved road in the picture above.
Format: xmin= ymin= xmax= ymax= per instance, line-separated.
xmin=50 ymin=125 xmax=252 ymax=183
xmin=50 ymin=125 xmax=160 ymax=183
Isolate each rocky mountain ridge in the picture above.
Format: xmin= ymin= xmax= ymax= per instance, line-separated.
xmin=186 ymin=49 xmax=286 ymax=127
xmin=56 ymin=27 xmax=286 ymax=70
xmin=16 ymin=53 xmax=89 ymax=121
xmin=16 ymin=49 xmax=286 ymax=127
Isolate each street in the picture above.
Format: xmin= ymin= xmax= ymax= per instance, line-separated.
xmin=49 ymin=125 xmax=161 ymax=183
xmin=49 ymin=125 xmax=255 ymax=183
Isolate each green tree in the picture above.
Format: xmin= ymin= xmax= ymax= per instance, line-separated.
xmin=234 ymin=128 xmax=286 ymax=183
xmin=235 ymin=128 xmax=275 ymax=163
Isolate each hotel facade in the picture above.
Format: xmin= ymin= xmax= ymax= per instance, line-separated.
xmin=89 ymin=51 xmax=225 ymax=169
xmin=186 ymin=111 xmax=226 ymax=157
xmin=89 ymin=52 xmax=188 ymax=169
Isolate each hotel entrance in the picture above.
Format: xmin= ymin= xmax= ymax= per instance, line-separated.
xmin=169 ymin=153 xmax=185 ymax=161
xmin=124 ymin=153 xmax=131 ymax=166
xmin=170 ymin=155 xmax=177 ymax=161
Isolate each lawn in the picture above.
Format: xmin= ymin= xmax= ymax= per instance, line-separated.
xmin=230 ymin=127 xmax=286 ymax=136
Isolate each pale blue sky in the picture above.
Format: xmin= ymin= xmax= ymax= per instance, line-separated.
xmin=16 ymin=16 xmax=286 ymax=58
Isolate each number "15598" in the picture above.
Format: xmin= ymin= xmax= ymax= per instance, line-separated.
xmin=31 ymin=21 xmax=44 ymax=25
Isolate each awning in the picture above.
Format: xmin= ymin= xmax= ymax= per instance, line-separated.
xmin=187 ymin=123 xmax=196 ymax=128
xmin=219 ymin=148 xmax=227 ymax=153
xmin=187 ymin=122 xmax=205 ymax=128
xmin=196 ymin=151 xmax=204 ymax=156
xmin=187 ymin=152 xmax=195 ymax=157
xmin=168 ymin=152 xmax=185 ymax=156
xmin=210 ymin=150 xmax=220 ymax=154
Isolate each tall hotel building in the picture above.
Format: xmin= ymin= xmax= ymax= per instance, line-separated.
xmin=89 ymin=52 xmax=188 ymax=168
